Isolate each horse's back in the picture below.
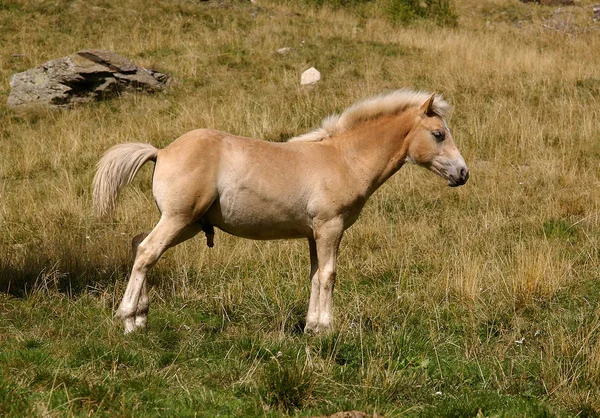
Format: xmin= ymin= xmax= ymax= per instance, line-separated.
xmin=150 ymin=128 xmax=365 ymax=240
xmin=150 ymin=129 xmax=317 ymax=238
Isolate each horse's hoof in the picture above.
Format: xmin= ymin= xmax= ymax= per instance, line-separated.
xmin=316 ymin=322 xmax=334 ymax=335
xmin=123 ymin=317 xmax=137 ymax=334
xmin=304 ymin=321 xmax=321 ymax=335
xmin=304 ymin=326 xmax=316 ymax=335
xmin=134 ymin=315 xmax=148 ymax=329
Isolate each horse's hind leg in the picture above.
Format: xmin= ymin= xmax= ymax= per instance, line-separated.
xmin=132 ymin=232 xmax=148 ymax=259
xmin=131 ymin=232 xmax=150 ymax=329
xmin=128 ymin=224 xmax=205 ymax=330
xmin=117 ymin=216 xmax=202 ymax=333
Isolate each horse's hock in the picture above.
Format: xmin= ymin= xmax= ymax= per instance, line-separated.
xmin=7 ymin=50 xmax=171 ymax=109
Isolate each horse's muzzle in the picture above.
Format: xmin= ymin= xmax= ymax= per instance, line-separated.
xmin=448 ymin=167 xmax=469 ymax=187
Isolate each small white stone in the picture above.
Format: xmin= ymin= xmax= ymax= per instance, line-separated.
xmin=301 ymin=67 xmax=320 ymax=85
xmin=276 ymin=47 xmax=292 ymax=55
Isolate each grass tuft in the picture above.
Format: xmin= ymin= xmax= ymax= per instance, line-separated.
xmin=261 ymin=356 xmax=315 ymax=413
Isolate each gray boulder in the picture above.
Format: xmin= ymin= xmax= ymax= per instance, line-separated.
xmin=7 ymin=50 xmax=171 ymax=109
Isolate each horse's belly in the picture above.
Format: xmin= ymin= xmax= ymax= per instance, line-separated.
xmin=204 ymin=198 xmax=312 ymax=240
xmin=216 ymin=222 xmax=309 ymax=240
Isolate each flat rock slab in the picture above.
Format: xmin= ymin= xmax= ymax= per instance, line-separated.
xmin=8 ymin=50 xmax=171 ymax=109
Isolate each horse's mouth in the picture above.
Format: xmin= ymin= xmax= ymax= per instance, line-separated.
xmin=447 ymin=170 xmax=469 ymax=187
xmin=425 ymin=159 xmax=469 ymax=187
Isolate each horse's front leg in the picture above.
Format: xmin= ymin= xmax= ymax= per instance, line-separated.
xmin=304 ymin=238 xmax=320 ymax=334
xmin=313 ymin=220 xmax=344 ymax=333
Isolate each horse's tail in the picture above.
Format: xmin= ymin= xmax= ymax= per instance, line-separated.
xmin=92 ymin=143 xmax=159 ymax=218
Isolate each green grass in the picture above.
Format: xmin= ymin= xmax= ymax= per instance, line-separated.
xmin=4 ymin=281 xmax=600 ymax=416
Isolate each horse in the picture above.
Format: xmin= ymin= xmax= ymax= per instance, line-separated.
xmin=92 ymin=89 xmax=469 ymax=334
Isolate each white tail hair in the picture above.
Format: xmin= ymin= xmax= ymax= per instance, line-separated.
xmin=92 ymin=143 xmax=159 ymax=218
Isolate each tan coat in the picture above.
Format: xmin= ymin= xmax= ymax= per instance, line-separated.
xmin=93 ymin=89 xmax=469 ymax=334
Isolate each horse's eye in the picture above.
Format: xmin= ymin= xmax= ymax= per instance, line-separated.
xmin=432 ymin=130 xmax=445 ymax=141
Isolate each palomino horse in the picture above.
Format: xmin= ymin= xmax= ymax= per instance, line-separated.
xmin=93 ymin=89 xmax=469 ymax=334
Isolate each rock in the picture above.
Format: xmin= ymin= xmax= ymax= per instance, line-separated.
xmin=301 ymin=67 xmax=320 ymax=86
xmin=276 ymin=47 xmax=293 ymax=55
xmin=594 ymin=5 xmax=600 ymax=22
xmin=542 ymin=7 xmax=580 ymax=33
xmin=7 ymin=50 xmax=171 ymax=109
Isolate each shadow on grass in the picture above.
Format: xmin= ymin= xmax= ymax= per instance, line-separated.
xmin=0 ymin=242 xmax=130 ymax=298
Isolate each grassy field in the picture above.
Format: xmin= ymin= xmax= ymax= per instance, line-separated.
xmin=2 ymin=0 xmax=600 ymax=416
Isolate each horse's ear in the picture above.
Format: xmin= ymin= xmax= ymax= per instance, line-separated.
xmin=418 ymin=93 xmax=436 ymax=117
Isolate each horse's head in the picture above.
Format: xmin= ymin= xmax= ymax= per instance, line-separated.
xmin=405 ymin=94 xmax=469 ymax=187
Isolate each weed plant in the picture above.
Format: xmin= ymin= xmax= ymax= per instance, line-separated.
xmin=1 ymin=0 xmax=600 ymax=416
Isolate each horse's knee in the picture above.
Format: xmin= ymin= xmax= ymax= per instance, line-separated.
xmin=319 ymin=268 xmax=336 ymax=291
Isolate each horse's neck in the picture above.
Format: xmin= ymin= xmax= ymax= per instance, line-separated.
xmin=335 ymin=113 xmax=413 ymax=197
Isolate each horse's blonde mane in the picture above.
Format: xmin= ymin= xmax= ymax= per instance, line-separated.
xmin=289 ymin=89 xmax=451 ymax=142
